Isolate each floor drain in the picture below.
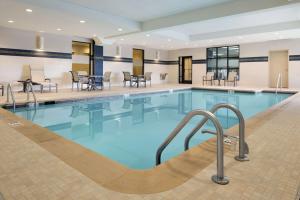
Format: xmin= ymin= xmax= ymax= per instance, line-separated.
xmin=8 ymin=121 xmax=23 ymax=127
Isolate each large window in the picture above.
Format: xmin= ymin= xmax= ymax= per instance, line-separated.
xmin=206 ymin=45 xmax=240 ymax=80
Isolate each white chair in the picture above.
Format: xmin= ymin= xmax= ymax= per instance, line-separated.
xmin=203 ymin=72 xmax=215 ymax=86
xmin=103 ymin=71 xmax=112 ymax=89
xmin=30 ymin=65 xmax=58 ymax=93
xmin=144 ymin=72 xmax=152 ymax=86
xmin=224 ymin=71 xmax=238 ymax=86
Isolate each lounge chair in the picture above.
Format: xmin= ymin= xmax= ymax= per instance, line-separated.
xmin=103 ymin=71 xmax=112 ymax=89
xmin=203 ymin=72 xmax=215 ymax=86
xmin=144 ymin=72 xmax=152 ymax=86
xmin=30 ymin=65 xmax=58 ymax=93
xmin=224 ymin=71 xmax=238 ymax=87
xmin=70 ymin=71 xmax=89 ymax=91
xmin=123 ymin=71 xmax=137 ymax=87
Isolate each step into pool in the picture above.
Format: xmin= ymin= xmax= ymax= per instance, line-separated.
xmin=11 ymin=89 xmax=291 ymax=169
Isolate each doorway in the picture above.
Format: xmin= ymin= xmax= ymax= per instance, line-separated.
xmin=133 ymin=49 xmax=144 ymax=76
xmin=269 ymin=50 xmax=289 ymax=88
xmin=72 ymin=41 xmax=91 ymax=74
xmin=179 ymin=56 xmax=192 ymax=84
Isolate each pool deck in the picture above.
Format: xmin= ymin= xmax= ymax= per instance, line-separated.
xmin=0 ymin=84 xmax=300 ymax=199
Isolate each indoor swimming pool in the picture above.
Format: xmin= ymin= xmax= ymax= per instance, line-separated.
xmin=12 ymin=89 xmax=291 ymax=169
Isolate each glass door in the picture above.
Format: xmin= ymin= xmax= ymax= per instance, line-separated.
xmin=178 ymin=56 xmax=192 ymax=84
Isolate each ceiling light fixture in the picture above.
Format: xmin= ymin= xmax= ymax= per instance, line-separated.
xmin=120 ymin=38 xmax=124 ymax=41
xmin=8 ymin=20 xmax=14 ymax=23
xmin=167 ymin=38 xmax=171 ymax=42
xmin=146 ymin=34 xmax=150 ymax=37
xmin=25 ymin=8 xmax=33 ymax=13
xmin=80 ymin=20 xmax=86 ymax=23
xmin=39 ymin=30 xmax=44 ymax=33
xmin=118 ymin=28 xmax=123 ymax=32
xmin=56 ymin=28 xmax=62 ymax=31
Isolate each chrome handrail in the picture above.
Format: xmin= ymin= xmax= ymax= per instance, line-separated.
xmin=155 ymin=109 xmax=229 ymax=185
xmin=184 ymin=103 xmax=249 ymax=161
xmin=6 ymin=83 xmax=16 ymax=111
xmin=26 ymin=81 xmax=37 ymax=107
xmin=275 ymin=73 xmax=282 ymax=94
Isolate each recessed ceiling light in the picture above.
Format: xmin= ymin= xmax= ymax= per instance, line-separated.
xmin=80 ymin=20 xmax=86 ymax=23
xmin=8 ymin=20 xmax=14 ymax=23
xmin=25 ymin=8 xmax=32 ymax=13
xmin=167 ymin=38 xmax=171 ymax=42
xmin=56 ymin=28 xmax=62 ymax=31
xmin=118 ymin=28 xmax=123 ymax=32
xmin=39 ymin=30 xmax=44 ymax=33
xmin=146 ymin=34 xmax=150 ymax=37
xmin=120 ymin=38 xmax=124 ymax=41
xmin=93 ymin=34 xmax=97 ymax=37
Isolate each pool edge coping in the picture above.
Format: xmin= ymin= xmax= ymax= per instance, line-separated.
xmin=0 ymin=87 xmax=298 ymax=194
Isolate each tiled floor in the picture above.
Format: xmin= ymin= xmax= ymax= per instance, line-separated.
xmin=0 ymin=84 xmax=299 ymax=200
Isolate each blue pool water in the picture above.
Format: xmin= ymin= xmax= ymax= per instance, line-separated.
xmin=12 ymin=89 xmax=291 ymax=169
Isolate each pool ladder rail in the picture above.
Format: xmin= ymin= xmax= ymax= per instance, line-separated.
xmin=155 ymin=103 xmax=249 ymax=185
xmin=6 ymin=81 xmax=38 ymax=111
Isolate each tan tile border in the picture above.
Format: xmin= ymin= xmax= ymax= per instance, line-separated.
xmin=0 ymin=88 xmax=298 ymax=194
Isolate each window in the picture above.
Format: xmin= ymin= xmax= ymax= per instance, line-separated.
xmin=206 ymin=45 xmax=240 ymax=80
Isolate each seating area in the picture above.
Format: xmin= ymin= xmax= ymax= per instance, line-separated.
xmin=122 ymin=71 xmax=152 ymax=88
xmin=202 ymin=71 xmax=239 ymax=86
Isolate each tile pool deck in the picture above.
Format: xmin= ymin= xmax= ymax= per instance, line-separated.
xmin=0 ymin=84 xmax=300 ymax=199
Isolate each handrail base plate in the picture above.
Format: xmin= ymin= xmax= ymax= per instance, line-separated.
xmin=212 ymin=175 xmax=229 ymax=185
xmin=234 ymin=155 xmax=250 ymax=162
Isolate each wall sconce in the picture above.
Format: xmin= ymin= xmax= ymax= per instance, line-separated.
xmin=116 ymin=45 xmax=122 ymax=58
xmin=155 ymin=50 xmax=160 ymax=60
xmin=36 ymin=35 xmax=44 ymax=51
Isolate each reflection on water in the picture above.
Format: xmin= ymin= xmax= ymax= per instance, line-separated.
xmin=13 ymin=90 xmax=291 ymax=169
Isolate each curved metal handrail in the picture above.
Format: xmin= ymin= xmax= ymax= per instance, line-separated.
xmin=155 ymin=109 xmax=229 ymax=185
xmin=6 ymin=83 xmax=16 ymax=111
xmin=26 ymin=81 xmax=37 ymax=107
xmin=184 ymin=103 xmax=249 ymax=161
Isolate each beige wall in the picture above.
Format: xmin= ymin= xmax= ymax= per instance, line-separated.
xmin=1 ymin=26 xmax=300 ymax=89
xmin=0 ymin=27 xmax=72 ymax=88
xmin=103 ymin=44 xmax=171 ymax=86
xmin=168 ymin=39 xmax=300 ymax=89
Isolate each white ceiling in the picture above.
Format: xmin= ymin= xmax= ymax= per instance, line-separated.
xmin=61 ymin=0 xmax=232 ymax=21
xmin=1 ymin=0 xmax=300 ymax=50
